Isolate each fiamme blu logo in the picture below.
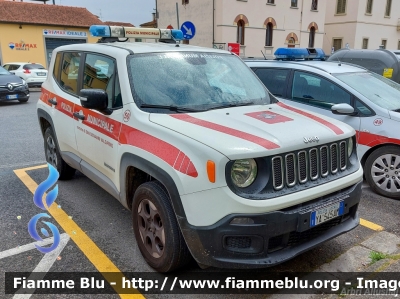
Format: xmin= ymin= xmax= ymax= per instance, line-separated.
xmin=28 ymin=164 xmax=61 ymax=253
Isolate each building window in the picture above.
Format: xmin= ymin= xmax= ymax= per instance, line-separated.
xmin=267 ymin=0 xmax=275 ymax=4
xmin=362 ymin=38 xmax=369 ymax=49
xmin=311 ymin=0 xmax=318 ymax=10
xmin=237 ymin=19 xmax=245 ymax=45
xmin=366 ymin=0 xmax=373 ymax=14
xmin=336 ymin=0 xmax=346 ymax=14
xmin=291 ymin=0 xmax=298 ymax=8
xmin=266 ymin=23 xmax=273 ymax=46
xmin=308 ymin=27 xmax=316 ymax=48
xmin=385 ymin=0 xmax=391 ymax=16
xmin=381 ymin=39 xmax=387 ymax=49
xmin=288 ymin=37 xmax=295 ymax=48
xmin=333 ymin=38 xmax=342 ymax=51
xmin=182 ymin=0 xmax=189 ymax=5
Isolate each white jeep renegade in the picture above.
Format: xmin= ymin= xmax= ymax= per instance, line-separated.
xmin=37 ymin=26 xmax=363 ymax=272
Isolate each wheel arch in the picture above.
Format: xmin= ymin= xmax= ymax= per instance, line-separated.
xmin=119 ymin=153 xmax=186 ymax=219
xmin=37 ymin=108 xmax=54 ymax=137
xmin=360 ymin=142 xmax=400 ymax=168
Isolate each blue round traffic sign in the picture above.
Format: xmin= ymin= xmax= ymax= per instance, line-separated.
xmin=180 ymin=21 xmax=196 ymax=40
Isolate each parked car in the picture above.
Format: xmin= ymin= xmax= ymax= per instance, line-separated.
xmin=328 ymin=49 xmax=400 ymax=84
xmin=37 ymin=27 xmax=362 ymax=272
xmin=245 ymin=48 xmax=400 ymax=199
xmin=2 ymin=62 xmax=48 ymax=87
xmin=0 ymin=66 xmax=29 ymax=103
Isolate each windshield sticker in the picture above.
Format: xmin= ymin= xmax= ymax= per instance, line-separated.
xmin=373 ymin=118 xmax=383 ymax=126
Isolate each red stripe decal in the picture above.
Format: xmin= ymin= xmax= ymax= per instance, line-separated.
xmin=119 ymin=124 xmax=198 ymax=177
xmin=277 ymin=102 xmax=344 ymax=135
xmin=40 ymin=88 xmax=198 ymax=178
xmin=245 ymin=111 xmax=293 ymax=124
xmin=170 ymin=114 xmax=280 ymax=150
xmin=357 ymin=131 xmax=400 ymax=147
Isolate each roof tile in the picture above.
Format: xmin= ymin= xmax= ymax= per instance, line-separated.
xmin=0 ymin=1 xmax=103 ymax=27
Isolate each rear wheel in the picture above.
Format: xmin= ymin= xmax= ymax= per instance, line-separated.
xmin=44 ymin=126 xmax=75 ymax=180
xmin=365 ymin=146 xmax=400 ymax=199
xmin=132 ymin=181 xmax=191 ymax=272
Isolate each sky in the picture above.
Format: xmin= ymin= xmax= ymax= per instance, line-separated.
xmin=27 ymin=0 xmax=156 ymax=26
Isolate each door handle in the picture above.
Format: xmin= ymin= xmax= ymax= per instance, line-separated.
xmin=73 ymin=112 xmax=85 ymax=120
xmin=48 ymin=98 xmax=57 ymax=105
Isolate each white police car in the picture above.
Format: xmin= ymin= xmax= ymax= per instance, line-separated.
xmin=246 ymin=48 xmax=400 ymax=200
xmin=37 ymin=27 xmax=363 ymax=272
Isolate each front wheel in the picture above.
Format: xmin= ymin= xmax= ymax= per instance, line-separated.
xmin=365 ymin=145 xmax=400 ymax=199
xmin=44 ymin=126 xmax=75 ymax=180
xmin=132 ymin=181 xmax=191 ymax=272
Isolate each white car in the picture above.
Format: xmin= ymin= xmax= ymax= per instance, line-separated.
xmin=3 ymin=62 xmax=48 ymax=87
xmin=37 ymin=26 xmax=363 ymax=272
xmin=246 ymin=48 xmax=400 ymax=199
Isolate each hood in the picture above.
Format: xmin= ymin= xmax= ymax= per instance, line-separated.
xmin=149 ymin=103 xmax=355 ymax=160
xmin=0 ymin=74 xmax=24 ymax=86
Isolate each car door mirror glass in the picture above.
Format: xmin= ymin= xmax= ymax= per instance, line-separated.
xmin=331 ymin=103 xmax=355 ymax=115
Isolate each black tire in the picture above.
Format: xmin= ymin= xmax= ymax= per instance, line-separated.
xmin=132 ymin=181 xmax=191 ymax=272
xmin=365 ymin=145 xmax=400 ymax=199
xmin=44 ymin=126 xmax=75 ymax=180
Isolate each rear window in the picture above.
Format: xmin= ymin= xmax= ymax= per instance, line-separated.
xmin=23 ymin=64 xmax=45 ymax=70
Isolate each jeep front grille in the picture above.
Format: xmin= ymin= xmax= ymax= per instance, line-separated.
xmin=272 ymin=141 xmax=348 ymax=190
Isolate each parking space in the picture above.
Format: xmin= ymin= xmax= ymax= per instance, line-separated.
xmin=1 ymin=92 xmax=398 ymax=299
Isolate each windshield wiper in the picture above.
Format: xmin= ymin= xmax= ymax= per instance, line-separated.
xmin=206 ymin=101 xmax=254 ymax=111
xmin=140 ymin=104 xmax=202 ymax=112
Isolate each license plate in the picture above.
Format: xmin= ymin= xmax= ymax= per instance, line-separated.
xmin=6 ymin=94 xmax=18 ymax=99
xmin=37 ymin=72 xmax=46 ymax=76
xmin=310 ymin=201 xmax=344 ymax=227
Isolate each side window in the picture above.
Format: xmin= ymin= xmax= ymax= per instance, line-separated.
xmin=83 ymin=53 xmax=121 ymax=109
xmin=253 ymin=68 xmax=289 ymax=97
xmin=291 ymin=71 xmax=351 ymax=109
xmin=355 ymin=99 xmax=373 ymax=116
xmin=53 ymin=53 xmax=62 ymax=82
xmin=60 ymin=52 xmax=81 ymax=95
xmin=3 ymin=65 xmax=10 ymax=70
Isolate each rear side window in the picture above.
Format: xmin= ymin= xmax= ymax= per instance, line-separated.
xmin=253 ymin=68 xmax=290 ymax=97
xmin=60 ymin=52 xmax=81 ymax=95
xmin=53 ymin=53 xmax=62 ymax=82
xmin=23 ymin=63 xmax=45 ymax=70
xmin=3 ymin=64 xmax=20 ymax=71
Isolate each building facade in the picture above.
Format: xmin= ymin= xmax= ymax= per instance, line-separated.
xmin=0 ymin=1 xmax=102 ymax=68
xmin=157 ymin=0 xmax=326 ymax=57
xmin=324 ymin=0 xmax=400 ymax=53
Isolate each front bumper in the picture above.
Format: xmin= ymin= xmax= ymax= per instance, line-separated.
xmin=0 ymin=87 xmax=29 ymax=101
xmin=179 ymin=180 xmax=362 ymax=269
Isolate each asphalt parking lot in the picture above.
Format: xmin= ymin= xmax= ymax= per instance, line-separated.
xmin=1 ymin=91 xmax=400 ymax=298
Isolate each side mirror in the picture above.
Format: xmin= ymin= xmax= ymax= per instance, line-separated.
xmin=331 ymin=103 xmax=356 ymax=115
xmin=79 ymin=89 xmax=109 ymax=114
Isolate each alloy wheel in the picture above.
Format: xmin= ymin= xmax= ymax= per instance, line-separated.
xmin=371 ymin=154 xmax=400 ymax=193
xmin=46 ymin=135 xmax=58 ymax=168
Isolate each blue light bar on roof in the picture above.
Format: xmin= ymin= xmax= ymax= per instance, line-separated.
xmin=89 ymin=25 xmax=111 ymax=37
xmin=171 ymin=30 xmax=183 ymax=41
xmin=274 ymin=48 xmax=326 ymax=60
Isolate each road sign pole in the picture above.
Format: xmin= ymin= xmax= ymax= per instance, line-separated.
xmin=176 ymin=2 xmax=180 ymax=29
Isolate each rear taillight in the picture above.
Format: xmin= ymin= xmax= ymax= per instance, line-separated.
xmin=23 ymin=69 xmax=31 ymax=74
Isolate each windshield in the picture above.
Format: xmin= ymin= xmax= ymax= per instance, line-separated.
xmin=333 ymin=72 xmax=400 ymax=111
xmin=23 ymin=64 xmax=45 ymax=70
xmin=127 ymin=52 xmax=271 ymax=113
xmin=0 ymin=66 xmax=10 ymax=75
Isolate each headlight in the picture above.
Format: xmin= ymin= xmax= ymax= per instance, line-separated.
xmin=347 ymin=137 xmax=354 ymax=158
xmin=231 ymin=159 xmax=257 ymax=188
